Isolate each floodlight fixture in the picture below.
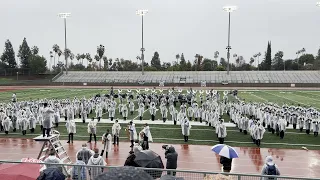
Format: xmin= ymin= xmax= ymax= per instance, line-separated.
xmin=223 ymin=6 xmax=237 ymax=12
xmin=317 ymin=2 xmax=320 ymax=6
xmin=58 ymin=13 xmax=71 ymax=19
xmin=136 ymin=10 xmax=148 ymax=16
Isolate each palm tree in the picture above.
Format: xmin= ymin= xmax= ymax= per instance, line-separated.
xmin=97 ymin=44 xmax=105 ymax=69
xmin=70 ymin=53 xmax=75 ymax=65
xmin=233 ymin=54 xmax=238 ymax=67
xmin=94 ymin=55 xmax=100 ymax=70
xmin=85 ymin=53 xmax=92 ymax=67
xmin=103 ymin=56 xmax=108 ymax=70
xmin=80 ymin=53 xmax=86 ymax=65
xmin=214 ymin=51 xmax=219 ymax=62
xmin=250 ymin=57 xmax=254 ymax=65
xmin=175 ymin=54 xmax=180 ymax=65
xmin=57 ymin=49 xmax=62 ymax=62
xmin=49 ymin=51 xmax=53 ymax=70
xmin=52 ymin=44 xmax=60 ymax=67
xmin=63 ymin=48 xmax=72 ymax=67
xmin=76 ymin=54 xmax=81 ymax=65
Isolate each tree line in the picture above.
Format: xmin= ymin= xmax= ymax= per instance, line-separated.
xmin=1 ymin=38 xmax=320 ymax=75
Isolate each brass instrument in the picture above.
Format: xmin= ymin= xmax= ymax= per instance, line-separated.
xmin=125 ymin=125 xmax=130 ymax=139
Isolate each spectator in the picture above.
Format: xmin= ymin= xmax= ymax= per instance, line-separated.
xmin=87 ymin=148 xmax=106 ymax=180
xmin=76 ymin=143 xmax=94 ymax=164
xmin=71 ymin=156 xmax=87 ymax=180
xmin=261 ymin=156 xmax=280 ymax=180
xmin=43 ymin=149 xmax=63 ymax=172
xmin=165 ymin=146 xmax=178 ymax=176
xmin=124 ymin=151 xmax=139 ymax=167
xmin=220 ymin=156 xmax=232 ymax=173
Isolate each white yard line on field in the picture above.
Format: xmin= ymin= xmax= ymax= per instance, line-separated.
xmin=247 ymin=91 xmax=268 ymax=102
xmin=3 ymin=133 xmax=320 ymax=147
xmin=263 ymin=91 xmax=306 ymax=105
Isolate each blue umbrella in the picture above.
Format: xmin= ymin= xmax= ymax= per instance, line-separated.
xmin=211 ymin=144 xmax=239 ymax=159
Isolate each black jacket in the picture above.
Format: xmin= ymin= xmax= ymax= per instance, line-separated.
xmin=220 ymin=156 xmax=232 ymax=170
xmin=165 ymin=146 xmax=178 ymax=169
xmin=124 ymin=154 xmax=139 ymax=167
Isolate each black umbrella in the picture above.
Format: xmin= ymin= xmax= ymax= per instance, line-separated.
xmin=134 ymin=150 xmax=164 ymax=168
xmin=134 ymin=150 xmax=164 ymax=179
xmin=94 ymin=166 xmax=153 ymax=180
xmin=160 ymin=175 xmax=185 ymax=180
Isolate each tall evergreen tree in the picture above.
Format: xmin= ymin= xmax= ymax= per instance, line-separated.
xmin=0 ymin=39 xmax=17 ymax=68
xmin=151 ymin=51 xmax=161 ymax=69
xmin=18 ymin=37 xmax=32 ymax=68
xmin=265 ymin=41 xmax=272 ymax=70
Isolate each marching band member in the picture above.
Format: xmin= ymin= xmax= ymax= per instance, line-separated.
xmin=305 ymin=118 xmax=312 ymax=135
xmin=291 ymin=113 xmax=298 ymax=130
xmin=170 ymin=105 xmax=178 ymax=125
xmin=137 ymin=103 xmax=145 ymax=121
xmin=0 ymin=108 xmax=5 ymax=131
xmin=53 ymin=108 xmax=60 ymax=127
xmin=161 ymin=104 xmax=168 ymax=123
xmin=95 ymin=104 xmax=103 ymax=122
xmin=87 ymin=117 xmax=97 ymax=143
xmin=42 ymin=103 xmax=55 ymax=137
xmin=312 ymin=117 xmax=319 ymax=137
xmin=187 ymin=105 xmax=194 ymax=121
xmin=108 ymin=104 xmax=115 ymax=121
xmin=19 ymin=114 xmax=28 ymax=135
xmin=66 ymin=119 xmax=76 ymax=143
xmin=254 ymin=121 xmax=265 ymax=146
xmin=12 ymin=93 xmax=17 ymax=103
xmin=129 ymin=101 xmax=135 ymax=115
xmin=298 ymin=116 xmax=305 ymax=132
xmin=217 ymin=119 xmax=227 ymax=144
xmin=278 ymin=115 xmax=286 ymax=139
xmin=28 ymin=114 xmax=36 ymax=133
xmin=149 ymin=102 xmax=157 ymax=121
xmin=182 ymin=117 xmax=191 ymax=142
xmin=80 ymin=104 xmax=87 ymax=123
xmin=101 ymin=129 xmax=112 ymax=158
xmin=128 ymin=121 xmax=137 ymax=148
xmin=112 ymin=120 xmax=121 ymax=145
xmin=194 ymin=104 xmax=200 ymax=122
xmin=2 ymin=116 xmax=12 ymax=134
xmin=140 ymin=123 xmax=153 ymax=150
xmin=121 ymin=103 xmax=128 ymax=120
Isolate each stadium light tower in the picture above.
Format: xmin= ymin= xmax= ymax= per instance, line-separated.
xmin=58 ymin=12 xmax=71 ymax=74
xmin=223 ymin=6 xmax=237 ymax=75
xmin=136 ymin=9 xmax=148 ymax=75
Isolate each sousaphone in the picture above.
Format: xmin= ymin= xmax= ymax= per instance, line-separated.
xmin=145 ymin=88 xmax=150 ymax=92
xmin=223 ymin=90 xmax=228 ymax=96
xmin=199 ymin=90 xmax=203 ymax=94
xmin=159 ymin=89 xmax=163 ymax=93
xmin=178 ymin=89 xmax=182 ymax=93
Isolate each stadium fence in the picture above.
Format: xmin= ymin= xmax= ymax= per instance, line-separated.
xmin=0 ymin=160 xmax=318 ymax=180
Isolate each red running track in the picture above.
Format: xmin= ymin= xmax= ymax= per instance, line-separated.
xmin=0 ymin=138 xmax=319 ymax=178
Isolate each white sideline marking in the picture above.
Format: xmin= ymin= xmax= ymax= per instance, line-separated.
xmin=263 ymin=91 xmax=306 ymax=105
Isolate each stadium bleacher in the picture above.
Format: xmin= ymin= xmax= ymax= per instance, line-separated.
xmin=53 ymin=71 xmax=320 ymax=84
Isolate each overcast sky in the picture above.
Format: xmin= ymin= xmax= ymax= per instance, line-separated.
xmin=0 ymin=0 xmax=319 ymax=67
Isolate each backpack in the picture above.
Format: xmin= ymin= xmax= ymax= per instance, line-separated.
xmin=267 ymin=164 xmax=277 ymax=175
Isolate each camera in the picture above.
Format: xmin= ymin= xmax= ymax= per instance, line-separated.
xmin=162 ymin=145 xmax=169 ymax=150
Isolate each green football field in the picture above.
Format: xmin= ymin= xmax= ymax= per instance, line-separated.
xmin=0 ymin=88 xmax=320 ymax=149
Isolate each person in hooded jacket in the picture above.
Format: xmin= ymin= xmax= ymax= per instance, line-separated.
xmin=43 ymin=150 xmax=63 ymax=172
xmin=261 ymin=156 xmax=281 ymax=180
xmin=87 ymin=148 xmax=107 ymax=180
xmin=165 ymin=145 xmax=178 ymax=176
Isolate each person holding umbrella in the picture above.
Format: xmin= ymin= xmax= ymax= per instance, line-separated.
xmin=211 ymin=144 xmax=239 ymax=173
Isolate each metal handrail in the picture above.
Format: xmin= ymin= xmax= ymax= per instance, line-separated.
xmin=0 ymin=160 xmax=319 ymax=180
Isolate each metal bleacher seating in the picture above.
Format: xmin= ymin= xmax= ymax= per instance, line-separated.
xmin=53 ymin=71 xmax=320 ymax=84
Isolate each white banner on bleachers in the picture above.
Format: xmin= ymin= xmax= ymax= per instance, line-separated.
xmin=159 ymin=81 xmax=165 ymax=87
xmin=83 ymin=83 xmax=87 ymax=86
xmin=201 ymin=81 xmax=206 ymax=87
xmin=291 ymin=84 xmax=295 ymax=87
